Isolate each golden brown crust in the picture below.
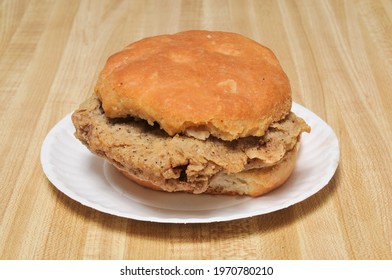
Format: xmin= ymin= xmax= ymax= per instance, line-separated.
xmin=95 ymin=30 xmax=292 ymax=140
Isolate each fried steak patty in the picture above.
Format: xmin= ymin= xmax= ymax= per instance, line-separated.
xmin=72 ymin=95 xmax=309 ymax=194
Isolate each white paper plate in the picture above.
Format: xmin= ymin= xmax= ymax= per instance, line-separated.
xmin=40 ymin=103 xmax=339 ymax=223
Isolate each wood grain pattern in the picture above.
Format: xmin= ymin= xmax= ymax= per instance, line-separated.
xmin=1 ymin=0 xmax=391 ymax=259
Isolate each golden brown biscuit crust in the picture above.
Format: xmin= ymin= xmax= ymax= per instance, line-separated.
xmin=95 ymin=30 xmax=291 ymax=140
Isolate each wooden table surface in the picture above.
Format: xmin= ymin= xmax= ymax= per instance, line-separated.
xmin=1 ymin=0 xmax=391 ymax=260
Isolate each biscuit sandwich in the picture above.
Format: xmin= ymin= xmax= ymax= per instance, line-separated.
xmin=72 ymin=30 xmax=310 ymax=197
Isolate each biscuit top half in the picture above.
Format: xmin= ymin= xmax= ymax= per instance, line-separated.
xmin=95 ymin=30 xmax=292 ymax=141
